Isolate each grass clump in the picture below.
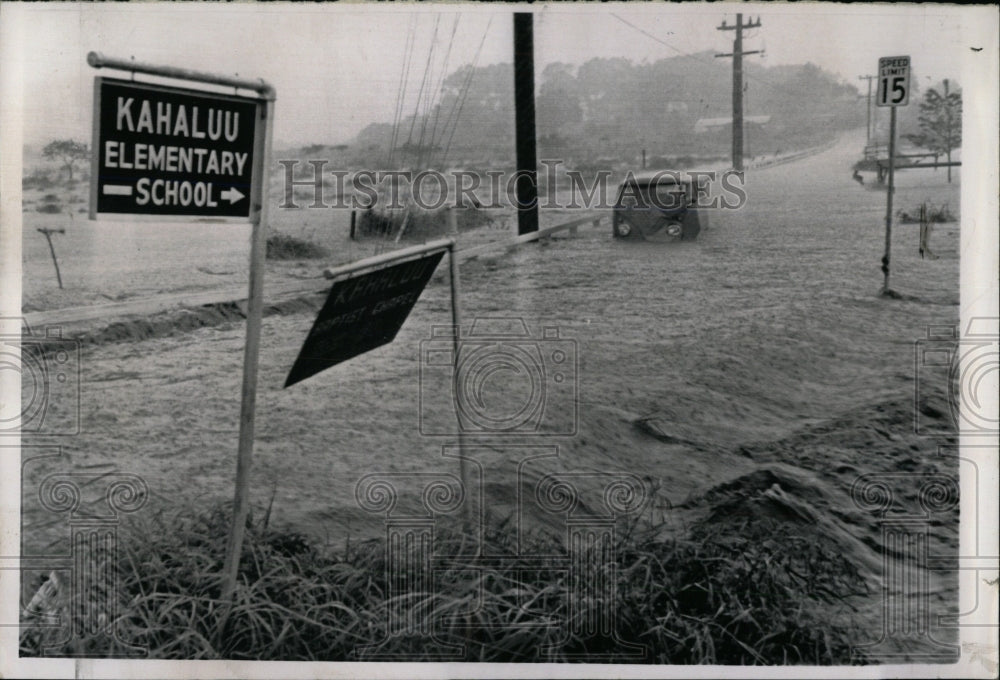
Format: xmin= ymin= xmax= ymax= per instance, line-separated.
xmin=266 ymin=233 xmax=330 ymax=260
xmin=20 ymin=504 xmax=867 ymax=663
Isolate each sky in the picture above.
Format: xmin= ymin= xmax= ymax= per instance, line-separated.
xmin=2 ymin=3 xmax=978 ymax=149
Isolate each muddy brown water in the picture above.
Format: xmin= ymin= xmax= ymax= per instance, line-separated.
xmin=21 ymin=129 xmax=961 ymax=659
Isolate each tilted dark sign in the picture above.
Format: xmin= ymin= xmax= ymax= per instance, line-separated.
xmin=285 ymin=250 xmax=446 ymax=387
xmin=90 ymin=77 xmax=259 ymax=218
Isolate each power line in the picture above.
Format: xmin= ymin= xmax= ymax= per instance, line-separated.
xmin=388 ymin=16 xmax=418 ymax=169
xmin=426 ymin=15 xmax=461 ymax=168
xmin=410 ymin=14 xmax=442 ymax=168
xmin=440 ymin=16 xmax=493 ymax=168
xmin=611 ymin=12 xmax=804 ymax=100
xmin=611 ymin=14 xmax=714 ymax=63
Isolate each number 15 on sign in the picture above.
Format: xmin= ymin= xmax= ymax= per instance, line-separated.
xmin=877 ymin=56 xmax=911 ymax=107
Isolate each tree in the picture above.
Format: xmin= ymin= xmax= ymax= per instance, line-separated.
xmin=905 ymin=79 xmax=961 ymax=182
xmin=42 ymin=139 xmax=89 ymax=182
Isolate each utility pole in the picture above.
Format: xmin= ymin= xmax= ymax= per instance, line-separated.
xmin=858 ymin=75 xmax=875 ymax=143
xmin=513 ymin=12 xmax=538 ymax=236
xmin=882 ymin=105 xmax=897 ymax=293
xmin=716 ymin=14 xmax=762 ymax=172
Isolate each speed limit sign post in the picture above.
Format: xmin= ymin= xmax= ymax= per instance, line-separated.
xmin=876 ymin=56 xmax=910 ymax=295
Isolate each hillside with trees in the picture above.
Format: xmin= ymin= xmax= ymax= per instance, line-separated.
xmin=350 ymin=54 xmax=864 ymax=170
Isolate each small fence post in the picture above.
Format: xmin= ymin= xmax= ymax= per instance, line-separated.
xmin=37 ymin=228 xmax=65 ymax=289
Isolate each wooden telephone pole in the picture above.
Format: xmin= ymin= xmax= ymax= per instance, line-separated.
xmin=716 ymin=14 xmax=762 ymax=172
xmin=857 ymin=75 xmax=876 ymax=143
xmin=513 ymin=12 xmax=539 ymax=236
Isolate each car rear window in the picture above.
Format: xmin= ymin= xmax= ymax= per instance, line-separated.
xmin=651 ymin=182 xmax=688 ymax=206
xmin=618 ymin=180 xmax=689 ymax=208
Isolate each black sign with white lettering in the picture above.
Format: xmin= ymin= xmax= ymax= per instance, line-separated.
xmin=285 ymin=251 xmax=446 ymax=387
xmin=91 ymin=77 xmax=259 ymax=218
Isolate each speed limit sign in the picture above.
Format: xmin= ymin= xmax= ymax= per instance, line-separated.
xmin=876 ymin=56 xmax=911 ymax=107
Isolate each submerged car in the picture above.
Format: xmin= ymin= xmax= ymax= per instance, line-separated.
xmin=612 ymin=171 xmax=709 ymax=242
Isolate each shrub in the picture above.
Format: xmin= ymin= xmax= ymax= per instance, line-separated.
xmin=23 ymin=169 xmax=55 ymax=191
xmin=897 ymin=202 xmax=956 ymax=224
xmin=36 ymin=193 xmax=64 ymax=214
xmin=266 ymin=233 xmax=329 ymax=260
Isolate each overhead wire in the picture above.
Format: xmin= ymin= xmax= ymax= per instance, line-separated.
xmin=611 ymin=12 xmax=824 ymax=100
xmin=368 ymin=14 xmax=493 ymax=249
xmin=408 ymin=14 xmax=442 ymax=169
xmin=388 ymin=15 xmax=417 ymax=169
xmin=440 ymin=16 xmax=494 ymax=169
xmin=426 ymin=14 xmax=461 ymax=170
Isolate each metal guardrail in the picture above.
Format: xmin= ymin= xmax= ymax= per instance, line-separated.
xmin=745 ymin=139 xmax=838 ymax=170
xmin=458 ymin=215 xmax=601 ymax=259
xmin=863 ymin=144 xmax=889 ymax=161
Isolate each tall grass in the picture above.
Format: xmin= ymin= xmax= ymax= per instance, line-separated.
xmin=21 ymin=503 xmax=867 ymax=663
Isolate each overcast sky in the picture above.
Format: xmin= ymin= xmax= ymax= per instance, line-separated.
xmin=3 ymin=3 xmax=978 ymax=149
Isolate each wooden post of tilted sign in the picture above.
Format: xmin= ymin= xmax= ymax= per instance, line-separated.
xmin=882 ymin=106 xmax=897 ymax=293
xmin=447 ymin=242 xmax=473 ymax=529
xmin=294 ymin=240 xmax=469 ymax=526
xmin=221 ymin=87 xmax=276 ymax=605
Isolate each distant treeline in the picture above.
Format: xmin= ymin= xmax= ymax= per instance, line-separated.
xmin=350 ymin=55 xmax=864 ymax=169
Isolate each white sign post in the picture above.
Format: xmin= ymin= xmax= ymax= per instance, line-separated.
xmin=876 ymin=56 xmax=911 ymax=294
xmin=87 ymin=52 xmax=275 ymax=611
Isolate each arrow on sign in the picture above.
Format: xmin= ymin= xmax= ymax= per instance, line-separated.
xmin=221 ymin=187 xmax=245 ymax=204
